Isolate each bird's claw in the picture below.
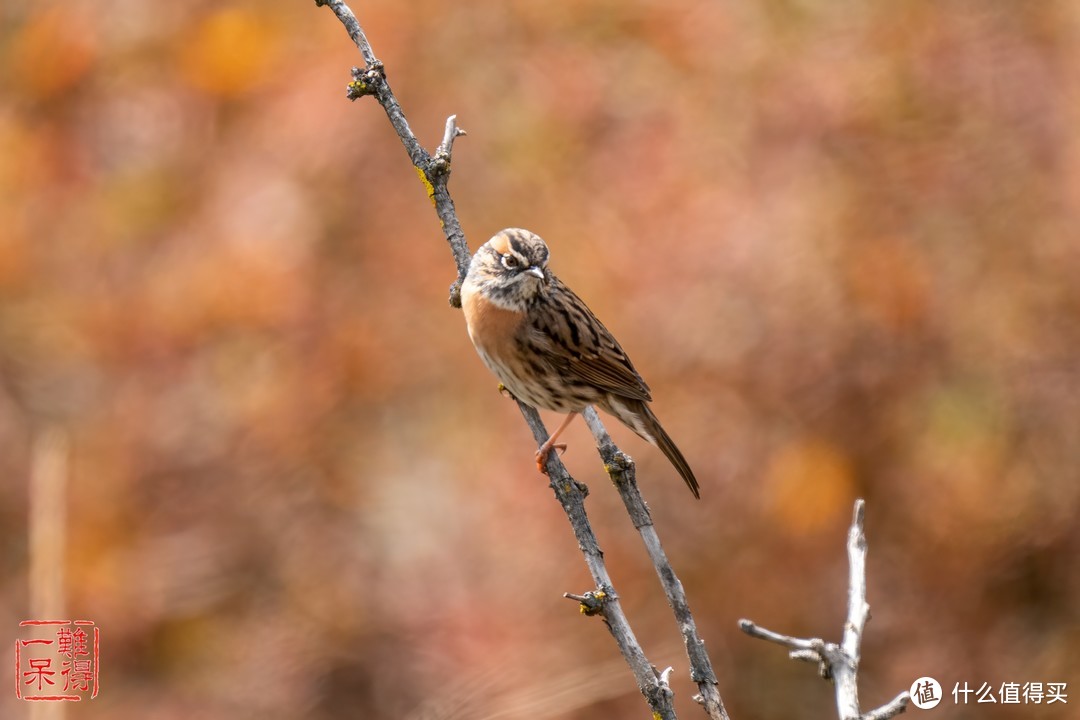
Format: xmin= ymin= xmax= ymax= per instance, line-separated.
xmin=535 ymin=444 xmax=568 ymax=474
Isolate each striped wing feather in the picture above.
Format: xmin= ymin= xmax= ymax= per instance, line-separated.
xmin=529 ymin=277 xmax=652 ymax=402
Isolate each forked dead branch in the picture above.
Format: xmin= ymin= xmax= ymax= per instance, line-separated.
xmin=740 ymin=500 xmax=910 ymax=720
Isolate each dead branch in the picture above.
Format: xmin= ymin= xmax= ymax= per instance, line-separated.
xmin=739 ymin=500 xmax=910 ymax=720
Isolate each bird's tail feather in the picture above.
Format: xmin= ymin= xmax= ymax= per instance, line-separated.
xmin=606 ymin=398 xmax=700 ymax=499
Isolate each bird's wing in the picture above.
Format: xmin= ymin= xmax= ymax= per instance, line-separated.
xmin=527 ymin=278 xmax=653 ymax=402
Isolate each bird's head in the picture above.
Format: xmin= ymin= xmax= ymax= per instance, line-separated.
xmin=465 ymin=228 xmax=552 ymax=309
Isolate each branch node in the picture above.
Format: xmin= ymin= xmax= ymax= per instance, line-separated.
xmin=645 ymin=671 xmax=676 ymax=709
xmin=554 ymin=476 xmax=590 ymax=499
xmin=602 ymin=449 xmax=634 ymax=483
xmin=428 ymin=154 xmax=450 ymax=178
xmin=448 ymin=280 xmax=463 ymax=309
xmin=563 ymin=589 xmax=611 ymax=617
xmin=346 ymin=63 xmax=386 ymax=100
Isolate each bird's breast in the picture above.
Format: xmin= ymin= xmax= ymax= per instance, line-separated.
xmin=461 ymin=283 xmax=526 ymax=370
xmin=461 ymin=280 xmax=595 ymax=413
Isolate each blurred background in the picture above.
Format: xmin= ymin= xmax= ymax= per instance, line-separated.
xmin=2 ymin=0 xmax=1078 ymax=717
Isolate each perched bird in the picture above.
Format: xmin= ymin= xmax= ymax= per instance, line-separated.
xmin=460 ymin=228 xmax=700 ymax=498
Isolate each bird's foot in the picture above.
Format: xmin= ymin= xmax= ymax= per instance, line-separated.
xmin=535 ymin=443 xmax=568 ymax=474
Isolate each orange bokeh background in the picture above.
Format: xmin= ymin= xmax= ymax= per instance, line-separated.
xmin=1 ymin=1 xmax=1077 ymax=718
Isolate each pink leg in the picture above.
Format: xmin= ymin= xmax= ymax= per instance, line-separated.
xmin=535 ymin=412 xmax=579 ymax=474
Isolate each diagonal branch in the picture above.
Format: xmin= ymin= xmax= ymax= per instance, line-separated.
xmin=583 ymin=408 xmax=729 ymax=720
xmin=738 ymin=500 xmax=910 ymax=720
xmin=315 ymin=0 xmax=470 ymax=302
xmin=515 ymin=402 xmax=678 ymax=719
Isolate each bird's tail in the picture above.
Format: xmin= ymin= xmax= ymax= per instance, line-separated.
xmin=605 ymin=397 xmax=701 ymax=499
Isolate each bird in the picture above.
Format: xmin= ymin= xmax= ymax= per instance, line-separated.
xmin=460 ymin=228 xmax=700 ymax=498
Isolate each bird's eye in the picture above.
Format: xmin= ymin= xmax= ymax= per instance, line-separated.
xmin=501 ymin=254 xmax=521 ymax=270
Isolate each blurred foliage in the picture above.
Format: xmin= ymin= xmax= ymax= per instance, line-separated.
xmin=1 ymin=0 xmax=1077 ymax=718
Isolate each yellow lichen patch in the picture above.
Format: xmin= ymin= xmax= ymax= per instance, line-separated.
xmin=414 ymin=166 xmax=436 ymax=205
xmin=577 ymin=589 xmax=607 ymax=616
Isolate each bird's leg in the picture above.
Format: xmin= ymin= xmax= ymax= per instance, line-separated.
xmin=536 ymin=412 xmax=578 ymax=474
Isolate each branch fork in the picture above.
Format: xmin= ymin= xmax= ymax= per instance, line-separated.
xmin=739 ymin=500 xmax=910 ymax=720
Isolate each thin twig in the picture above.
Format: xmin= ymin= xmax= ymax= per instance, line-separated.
xmin=315 ymin=0 xmax=470 ymax=302
xmin=314 ymin=0 xmax=377 ymax=67
xmin=738 ymin=500 xmax=909 ymax=720
xmin=863 ymin=692 xmax=913 ymax=720
xmin=437 ymin=115 xmax=468 ymax=157
xmin=583 ymin=408 xmax=730 ymax=720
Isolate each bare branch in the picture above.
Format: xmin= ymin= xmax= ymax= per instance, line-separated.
xmin=836 ymin=499 xmax=872 ymax=717
xmin=514 ymin=401 xmax=678 ymax=719
xmin=739 ymin=500 xmax=910 ymax=720
xmin=316 ymin=0 xmax=470 ymax=302
xmin=314 ymin=0 xmax=377 ymax=67
xmin=737 ymin=619 xmax=823 ymax=655
xmin=437 ymin=114 xmax=467 ymax=157
xmin=583 ymin=408 xmax=730 ymax=720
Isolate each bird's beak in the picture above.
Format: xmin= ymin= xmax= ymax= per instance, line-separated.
xmin=526 ymin=266 xmax=545 ymax=280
